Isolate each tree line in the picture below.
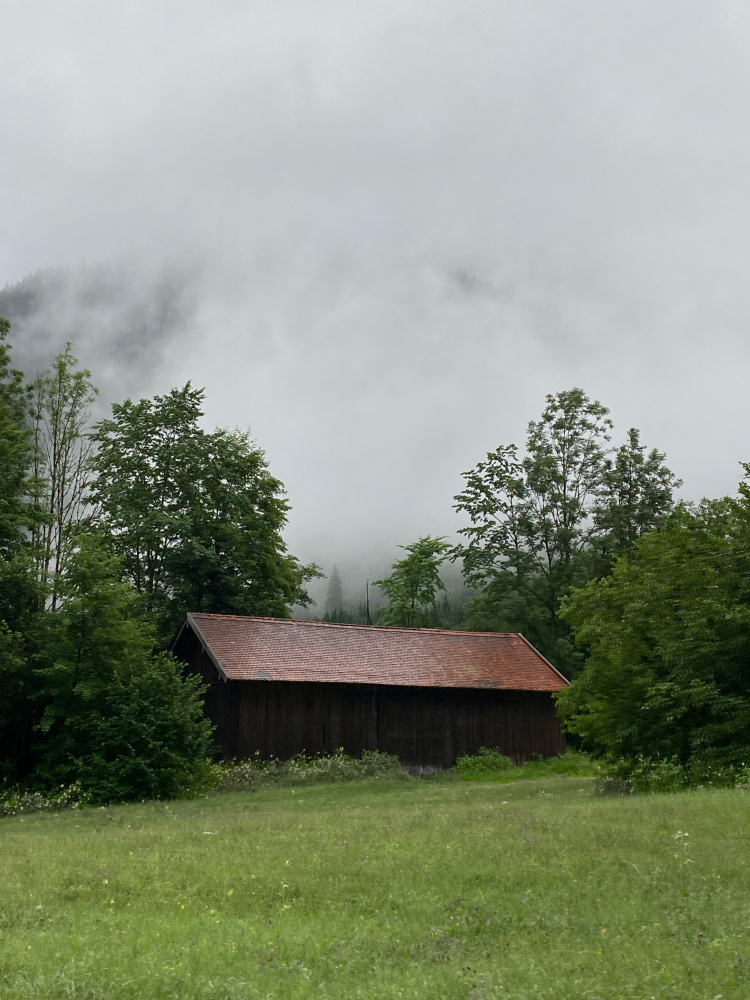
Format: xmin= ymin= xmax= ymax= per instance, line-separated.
xmin=3 ymin=309 xmax=749 ymax=797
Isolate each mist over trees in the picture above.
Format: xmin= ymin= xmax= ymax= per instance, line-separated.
xmin=325 ymin=565 xmax=343 ymax=616
xmin=368 ymin=389 xmax=750 ymax=783
xmin=0 ymin=264 xmax=199 ymax=407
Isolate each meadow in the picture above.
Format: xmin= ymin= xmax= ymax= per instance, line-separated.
xmin=1 ymin=776 xmax=749 ymax=999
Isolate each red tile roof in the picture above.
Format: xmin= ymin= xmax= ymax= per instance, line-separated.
xmin=183 ymin=614 xmax=569 ymax=691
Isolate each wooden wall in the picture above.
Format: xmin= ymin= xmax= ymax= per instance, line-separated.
xmin=179 ymin=641 xmax=565 ymax=766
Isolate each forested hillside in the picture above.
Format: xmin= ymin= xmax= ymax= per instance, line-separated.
xmin=0 ymin=263 xmax=198 ymax=403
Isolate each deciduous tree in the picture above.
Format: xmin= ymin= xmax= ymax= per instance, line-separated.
xmin=454 ymin=389 xmax=678 ymax=676
xmin=34 ymin=535 xmax=214 ymax=803
xmin=0 ymin=318 xmax=45 ymax=784
xmin=557 ymin=489 xmax=750 ymax=768
xmin=89 ymin=384 xmax=319 ymax=640
xmin=374 ymin=536 xmax=450 ymax=628
xmin=595 ymin=427 xmax=680 ymax=558
xmin=0 ymin=317 xmax=35 ymax=557
xmin=29 ymin=344 xmax=98 ymax=609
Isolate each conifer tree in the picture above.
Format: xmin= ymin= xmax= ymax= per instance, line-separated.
xmin=325 ymin=565 xmax=344 ymax=614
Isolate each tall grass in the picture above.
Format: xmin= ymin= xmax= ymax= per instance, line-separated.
xmin=2 ymin=776 xmax=750 ymax=998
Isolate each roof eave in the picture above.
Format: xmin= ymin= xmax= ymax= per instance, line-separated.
xmin=185 ymin=613 xmax=231 ymax=683
xmin=517 ymin=634 xmax=570 ymax=687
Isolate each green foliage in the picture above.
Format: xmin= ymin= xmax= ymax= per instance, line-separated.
xmin=217 ymin=749 xmax=407 ymax=792
xmin=0 ymin=320 xmax=46 ymax=784
xmin=321 ymin=604 xmax=370 ymax=624
xmin=0 ymin=598 xmax=43 ymax=786
xmin=33 ymin=536 xmax=214 ymax=804
xmin=603 ymin=755 xmax=750 ymax=794
xmin=455 ymin=388 xmax=679 ymax=677
xmin=374 ymin=535 xmax=450 ymax=627
xmin=455 ymin=748 xmax=595 ymax=783
xmin=88 ymin=384 xmax=204 ymax=610
xmin=454 ymin=746 xmax=513 ymax=776
xmin=596 ymin=427 xmax=682 ymax=556
xmin=0 ymin=782 xmax=87 ymax=817
xmin=89 ymin=385 xmax=319 ymax=640
xmin=0 ymin=317 xmax=36 ymax=557
xmin=422 ymin=590 xmax=473 ymax=630
xmin=558 ymin=492 xmax=750 ymax=775
xmin=456 ymin=388 xmax=612 ymax=584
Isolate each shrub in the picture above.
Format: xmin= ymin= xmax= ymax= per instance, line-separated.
xmin=455 ymin=747 xmax=513 ymax=778
xmin=217 ymin=749 xmax=406 ymax=793
xmin=605 ymin=755 xmax=750 ymax=794
xmin=0 ymin=782 xmax=87 ymax=817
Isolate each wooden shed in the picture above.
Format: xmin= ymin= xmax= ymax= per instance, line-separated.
xmin=172 ymin=614 xmax=569 ymax=767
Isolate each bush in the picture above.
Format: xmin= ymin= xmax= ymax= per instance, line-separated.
xmin=605 ymin=755 xmax=750 ymax=794
xmin=217 ymin=749 xmax=406 ymax=793
xmin=0 ymin=782 xmax=87 ymax=817
xmin=455 ymin=747 xmax=513 ymax=778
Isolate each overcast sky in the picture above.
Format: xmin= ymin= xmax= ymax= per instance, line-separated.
xmin=3 ymin=1 xmax=750 ymax=599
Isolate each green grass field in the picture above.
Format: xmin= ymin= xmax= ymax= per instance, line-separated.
xmin=2 ymin=776 xmax=749 ymax=999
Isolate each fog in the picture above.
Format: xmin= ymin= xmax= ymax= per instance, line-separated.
xmin=3 ymin=1 xmax=750 ymax=605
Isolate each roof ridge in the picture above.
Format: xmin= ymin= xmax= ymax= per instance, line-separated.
xmin=189 ymin=612 xmax=521 ymax=639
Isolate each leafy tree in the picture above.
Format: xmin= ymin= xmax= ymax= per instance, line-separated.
xmin=29 ymin=344 xmax=98 ymax=609
xmin=557 ymin=490 xmax=750 ymax=769
xmin=0 ymin=557 xmax=45 ymax=784
xmin=88 ymin=384 xmax=204 ymax=608
xmin=0 ymin=318 xmax=45 ymax=784
xmin=88 ymin=384 xmax=318 ymax=640
xmin=34 ymin=535 xmax=213 ymax=803
xmin=163 ymin=428 xmax=320 ymax=630
xmin=374 ymin=536 xmax=450 ymax=627
xmin=326 ymin=565 xmax=344 ymax=615
xmin=0 ymin=317 xmax=35 ymax=557
xmin=454 ymin=389 xmax=678 ymax=676
xmin=595 ymin=427 xmax=680 ymax=558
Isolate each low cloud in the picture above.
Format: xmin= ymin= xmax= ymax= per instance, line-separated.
xmin=2 ymin=1 xmax=750 ymax=597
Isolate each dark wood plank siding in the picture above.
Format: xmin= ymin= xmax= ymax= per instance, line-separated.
xmin=180 ymin=645 xmax=565 ymax=765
